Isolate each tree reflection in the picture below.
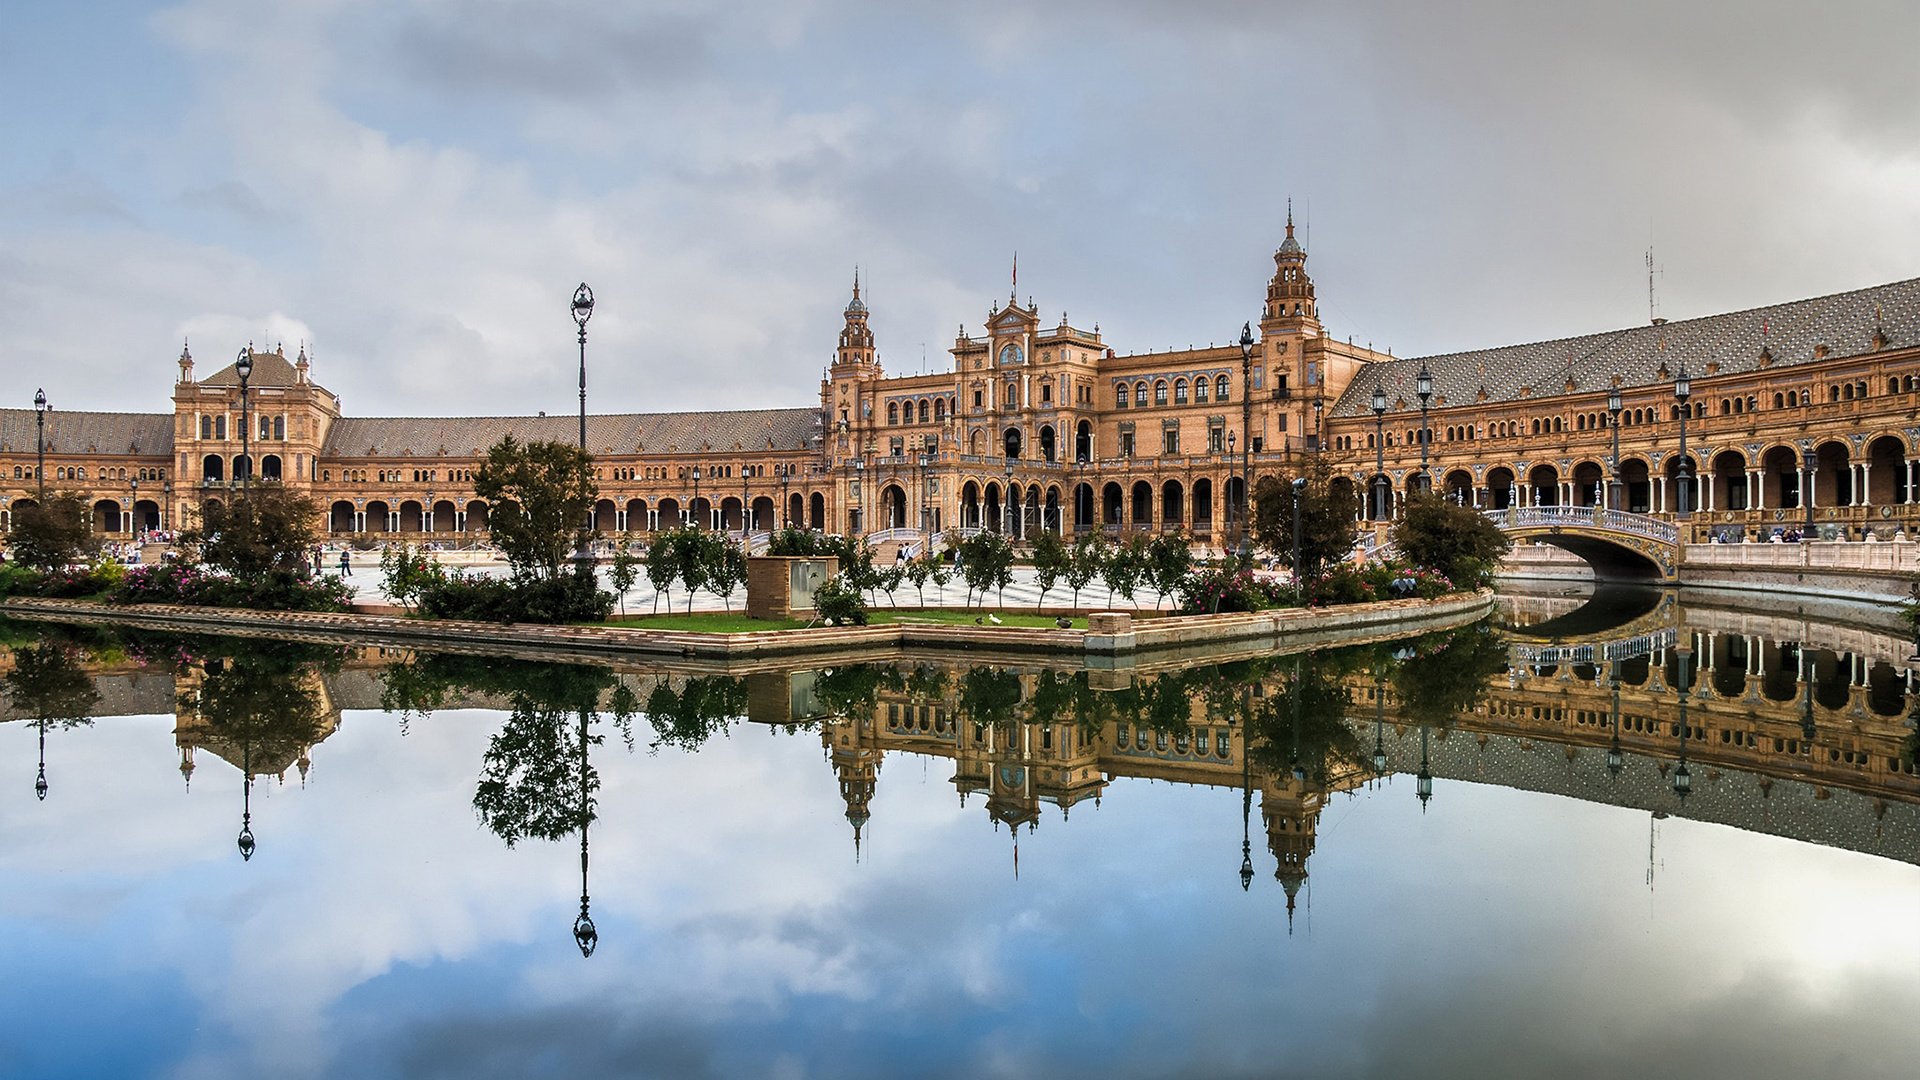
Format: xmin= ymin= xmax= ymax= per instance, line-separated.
xmin=1389 ymin=621 xmax=1508 ymax=728
xmin=1246 ymin=652 xmax=1363 ymax=785
xmin=3 ymin=640 xmax=100 ymax=801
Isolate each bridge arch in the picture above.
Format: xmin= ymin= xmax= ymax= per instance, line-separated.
xmin=1486 ymin=506 xmax=1677 ymax=582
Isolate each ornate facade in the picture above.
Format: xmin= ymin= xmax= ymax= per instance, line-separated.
xmin=3 ymin=223 xmax=1917 ymax=546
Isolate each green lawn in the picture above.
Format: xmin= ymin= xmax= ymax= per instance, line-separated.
xmin=594 ymin=609 xmax=1084 ymax=633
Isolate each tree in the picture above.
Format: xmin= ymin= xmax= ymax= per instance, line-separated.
xmin=668 ymin=527 xmax=727 ymax=614
xmin=472 ymin=435 xmax=597 ymax=582
xmin=1252 ymin=456 xmax=1360 ymax=580
xmin=1101 ymin=534 xmax=1147 ymax=608
xmin=1391 ymin=492 xmax=1513 ymax=589
xmin=1066 ymin=532 xmax=1104 ymax=610
xmin=643 ymin=532 xmax=677 ymax=613
xmin=958 ymin=531 xmax=1014 ymax=608
xmin=1031 ymin=530 xmax=1069 ymax=611
xmin=192 ymin=483 xmax=321 ymax=579
xmin=608 ymin=537 xmax=640 ymax=617
xmin=379 ymin=542 xmax=445 ymax=614
xmin=904 ymin=552 xmax=936 ymax=605
xmin=1146 ymin=533 xmax=1195 ymax=610
xmin=710 ymin=543 xmax=748 ymax=612
xmin=7 ymin=492 xmax=97 ymax=570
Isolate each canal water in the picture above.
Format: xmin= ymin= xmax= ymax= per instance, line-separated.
xmin=2 ymin=588 xmax=1918 ymax=1079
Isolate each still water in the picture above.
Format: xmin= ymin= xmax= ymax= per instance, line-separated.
xmin=3 ymin=588 xmax=1918 ymax=1079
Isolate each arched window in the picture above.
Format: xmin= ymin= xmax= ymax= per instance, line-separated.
xmin=1115 ymin=384 xmax=1129 ymax=408
xmin=1215 ymin=375 xmax=1230 ymax=402
xmin=215 ymin=416 xmax=227 ymax=440
xmin=1173 ymin=379 xmax=1188 ymax=404
xmin=1005 ymin=383 xmax=1019 ymax=407
xmin=918 ymin=399 xmax=930 ymax=423
xmin=1195 ymin=378 xmax=1209 ymax=403
xmin=1135 ymin=382 xmax=1148 ymax=407
xmin=935 ymin=398 xmax=947 ymax=422
xmin=1154 ymin=381 xmax=1168 ymax=406
xmin=887 ymin=402 xmax=899 ymax=425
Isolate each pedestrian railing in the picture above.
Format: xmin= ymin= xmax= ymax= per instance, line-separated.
xmin=1484 ymin=506 xmax=1679 ymax=545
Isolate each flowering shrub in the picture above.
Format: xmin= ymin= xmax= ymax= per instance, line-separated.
xmin=1178 ymin=566 xmax=1288 ymax=614
xmin=0 ymin=560 xmax=128 ymax=599
xmin=1178 ymin=558 xmax=1456 ymax=614
xmin=109 ymin=563 xmax=355 ymax=612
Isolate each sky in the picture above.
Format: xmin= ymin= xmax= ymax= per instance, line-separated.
xmin=4 ymin=1 xmax=1920 ymax=418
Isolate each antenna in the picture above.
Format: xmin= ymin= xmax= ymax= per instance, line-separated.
xmin=1646 ymin=247 xmax=1664 ymax=325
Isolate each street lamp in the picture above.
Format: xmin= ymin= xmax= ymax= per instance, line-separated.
xmin=235 ymin=348 xmax=253 ymax=491
xmin=1416 ymin=724 xmax=1433 ymax=809
xmin=779 ymin=465 xmax=792 ymax=529
xmin=1801 ymin=445 xmax=1817 ymax=542
xmin=237 ymin=738 xmax=256 ymax=861
xmin=1238 ymin=322 xmax=1256 ymax=561
xmin=918 ymin=450 xmax=932 ymax=548
xmin=1370 ymin=383 xmax=1388 ymax=520
xmin=571 ymin=283 xmax=594 ymax=453
xmin=1606 ymin=659 xmax=1625 ymax=776
xmin=1415 ymin=361 xmax=1433 ymax=494
xmin=1004 ymin=455 xmax=1015 ymax=537
xmin=1239 ymin=689 xmax=1254 ymax=892
xmin=1371 ymin=665 xmax=1389 ymax=777
xmin=1291 ymin=476 xmax=1306 ymax=590
xmin=851 ymin=458 xmax=863 ymax=535
xmin=691 ymin=465 xmax=702 ymax=528
xmin=1674 ymin=365 xmax=1692 ymax=522
xmin=129 ymin=477 xmax=138 ymax=537
xmin=34 ymin=720 xmax=48 ymax=801
xmin=1226 ymin=430 xmax=1238 ymax=555
xmin=741 ymin=459 xmax=750 ymax=537
xmin=1607 ymin=385 xmax=1623 ymax=511
xmin=573 ymin=706 xmax=598 ymax=958
xmin=33 ymin=388 xmax=47 ymax=498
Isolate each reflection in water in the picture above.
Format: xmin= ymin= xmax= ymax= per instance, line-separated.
xmin=3 ymin=599 xmax=1920 ymax=1077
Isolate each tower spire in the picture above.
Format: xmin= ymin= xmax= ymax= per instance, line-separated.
xmin=1286 ymin=197 xmax=1294 ymax=237
xmin=1011 ymin=251 xmax=1018 ymax=303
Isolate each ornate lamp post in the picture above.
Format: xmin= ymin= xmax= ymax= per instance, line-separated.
xmin=918 ymin=450 xmax=932 ymax=547
xmin=779 ymin=465 xmax=791 ymax=528
xmin=1672 ymin=644 xmax=1693 ymax=800
xmin=1370 ymin=383 xmax=1388 ymax=520
xmin=570 ymin=285 xmax=595 ymax=568
xmin=129 ymin=476 xmax=139 ymax=537
xmin=1225 ymin=429 xmax=1239 ymax=557
xmin=850 ymin=458 xmax=863 ymax=535
xmin=1238 ymin=686 xmax=1254 ymax=892
xmin=1674 ymin=365 xmax=1692 ymax=521
xmin=572 ymin=706 xmax=597 ymax=958
xmin=34 ymin=720 xmax=48 ymax=801
xmin=1414 ymin=361 xmax=1433 ymax=493
xmin=1606 ymin=659 xmax=1625 ymax=777
xmin=1238 ymin=323 xmax=1256 ymax=562
xmin=1004 ymin=455 xmax=1015 ymax=537
xmin=1607 ymin=385 xmax=1623 ymax=511
xmin=1416 ymin=724 xmax=1433 ymax=809
xmin=1801 ymin=445 xmax=1817 ymax=542
xmin=33 ymin=388 xmax=47 ymax=498
xmin=237 ymin=738 xmax=256 ymax=861
xmin=741 ymin=460 xmax=750 ymax=536
xmin=691 ymin=466 xmax=702 ymax=528
xmin=235 ymin=348 xmax=253 ymax=491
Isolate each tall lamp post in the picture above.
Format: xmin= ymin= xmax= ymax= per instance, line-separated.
xmin=33 ymin=388 xmax=47 ymax=498
xmin=1237 ymin=323 xmax=1256 ymax=563
xmin=1004 ymin=456 xmax=1015 ymax=537
xmin=779 ymin=465 xmax=791 ymax=528
xmin=741 ymin=461 xmax=750 ymax=537
xmin=1674 ymin=365 xmax=1693 ymax=522
xmin=570 ymin=285 xmax=595 ymax=568
xmin=129 ymin=477 xmax=139 ymax=538
xmin=1801 ymin=445 xmax=1817 ymax=542
xmin=691 ymin=466 xmax=702 ymax=528
xmin=1672 ymin=642 xmax=1693 ymax=800
xmin=235 ymin=348 xmax=253 ymax=492
xmin=1226 ymin=430 xmax=1238 ymax=556
xmin=1291 ymin=476 xmax=1306 ymax=590
xmin=1370 ymin=384 xmax=1388 ymax=520
xmin=918 ymin=450 xmax=932 ymax=548
xmin=573 ymin=706 xmax=598 ymax=958
xmin=1607 ymin=385 xmax=1623 ymax=511
xmin=1415 ymin=361 xmax=1433 ymax=494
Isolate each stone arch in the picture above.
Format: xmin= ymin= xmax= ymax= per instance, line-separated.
xmin=1443 ymin=468 xmax=1474 ymax=506
xmin=1003 ymin=427 xmax=1023 ymax=459
xmin=466 ymin=499 xmax=490 ymax=532
xmin=1867 ymin=434 xmax=1907 ymax=504
xmin=433 ymin=499 xmax=460 ymax=532
xmin=1710 ymin=449 xmax=1748 ymax=511
xmin=593 ymin=498 xmax=617 ymax=532
xmin=1486 ymin=466 xmax=1516 ymax=510
xmin=1192 ymin=477 xmax=1214 ymax=531
xmin=1073 ymin=482 xmax=1094 ymax=529
xmin=202 ymin=454 xmax=225 ymax=483
xmin=1161 ymin=479 xmax=1185 ymax=524
xmin=1131 ymin=480 xmax=1153 ymax=526
xmin=1039 ymin=424 xmax=1057 ymax=462
xmin=1812 ymin=440 xmax=1851 ymax=508
xmin=1570 ymin=460 xmax=1605 ymax=507
xmin=1527 ymin=463 xmax=1559 ymax=506
xmin=399 ymin=499 xmax=426 ymax=533
xmin=809 ymin=491 xmax=826 ymax=530
xmin=365 ymin=499 xmax=391 ymax=533
xmin=1101 ymin=482 xmax=1123 ymax=526
xmin=93 ymin=498 xmax=122 ymax=534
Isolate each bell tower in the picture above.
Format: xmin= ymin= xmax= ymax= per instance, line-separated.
xmin=833 ymin=270 xmax=881 ymax=377
xmin=1260 ymin=202 xmax=1319 ymax=336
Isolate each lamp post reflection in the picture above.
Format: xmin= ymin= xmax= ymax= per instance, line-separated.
xmin=237 ymin=738 xmax=256 ymax=861
xmin=1416 ymin=725 xmax=1433 ymax=810
xmin=1606 ymin=659 xmax=1624 ymax=778
xmin=573 ymin=705 xmax=597 ymax=958
xmin=1672 ymin=642 xmax=1693 ymax=800
xmin=5 ymin=640 xmax=101 ymax=802
xmin=1238 ymin=685 xmax=1253 ymax=892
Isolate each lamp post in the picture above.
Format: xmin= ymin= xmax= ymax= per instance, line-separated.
xmin=851 ymin=458 xmax=863 ymax=535
xmin=129 ymin=477 xmax=139 ymax=537
xmin=918 ymin=450 xmax=932 ymax=548
xmin=1607 ymin=385 xmax=1623 ymax=512
xmin=1370 ymin=383 xmax=1388 ymax=520
xmin=235 ymin=348 xmax=253 ymax=492
xmin=1291 ymin=476 xmax=1306 ymax=591
xmin=1674 ymin=365 xmax=1692 ymax=522
xmin=1238 ymin=686 xmax=1254 ymax=892
xmin=1672 ymin=644 xmax=1693 ymax=800
xmin=34 ymin=720 xmax=48 ymax=801
xmin=1371 ymin=664 xmax=1389 ymax=778
xmin=1004 ymin=456 xmax=1015 ymax=537
xmin=1416 ymin=724 xmax=1433 ymax=809
xmin=573 ymin=706 xmax=598 ymax=958
xmin=741 ymin=460 xmax=750 ymax=537
xmin=33 ymin=388 xmax=47 ymax=498
xmin=572 ymin=284 xmax=594 ymax=453
xmin=1415 ymin=361 xmax=1433 ymax=494
xmin=1226 ymin=429 xmax=1238 ymax=553
xmin=691 ymin=466 xmax=702 ymax=528
xmin=1802 ymin=445 xmax=1817 ymax=542
xmin=779 ymin=465 xmax=791 ymax=529
xmin=1238 ymin=323 xmax=1256 ymax=562
xmin=237 ymin=738 xmax=256 ymax=862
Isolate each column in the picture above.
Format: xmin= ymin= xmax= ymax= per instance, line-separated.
xmin=456 ymin=511 xmax=466 ymax=532
xmin=615 ymin=510 xmax=626 ymax=532
xmin=1748 ymin=469 xmax=1761 ymax=510
xmin=1804 ymin=464 xmax=1816 ymax=510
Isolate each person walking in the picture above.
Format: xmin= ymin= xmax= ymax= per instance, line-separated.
xmin=338 ymin=550 xmax=352 ymax=576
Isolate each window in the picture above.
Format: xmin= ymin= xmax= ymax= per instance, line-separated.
xmin=1208 ymin=427 xmax=1223 ymax=452
xmin=1040 ymin=383 xmax=1052 ymax=403
xmin=1163 ymin=428 xmax=1179 ymax=454
xmin=889 ymin=437 xmax=904 ymax=457
xmin=1135 ymin=382 xmax=1148 ymax=407
xmin=935 ymin=399 xmax=947 ymax=422
xmin=200 ymin=416 xmax=213 ymax=440
xmin=1154 ymin=381 xmax=1168 ymax=406
xmin=1173 ymin=379 xmax=1188 ymax=404
xmin=259 ymin=415 xmax=271 ymax=440
xmin=973 ymin=390 xmax=983 ymax=408
xmin=1215 ymin=375 xmax=1230 ymax=402
xmin=1195 ymin=378 xmax=1209 ymax=403
xmin=1005 ymin=383 xmax=1018 ymax=407
xmin=273 ymin=415 xmax=285 ymax=440
xmin=1116 ymin=384 xmax=1129 ymax=408
xmin=1119 ymin=431 xmax=1135 ymax=457
xmin=887 ymin=402 xmax=899 ymax=425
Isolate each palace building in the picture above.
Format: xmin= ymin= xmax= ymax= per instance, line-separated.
xmin=2 ymin=218 xmax=1917 ymax=546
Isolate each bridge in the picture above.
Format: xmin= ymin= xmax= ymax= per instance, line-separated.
xmin=1484 ymin=506 xmax=1679 ymax=582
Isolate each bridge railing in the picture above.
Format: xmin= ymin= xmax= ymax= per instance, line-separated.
xmin=1484 ymin=506 xmax=1678 ymax=545
xmin=1510 ymin=627 xmax=1676 ymax=666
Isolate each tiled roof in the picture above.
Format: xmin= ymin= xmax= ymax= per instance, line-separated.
xmin=199 ymin=350 xmax=305 ymax=388
xmin=0 ymin=408 xmax=174 ymax=456
xmin=320 ymin=407 xmax=823 ymax=458
xmin=1330 ymin=276 xmax=1920 ymax=417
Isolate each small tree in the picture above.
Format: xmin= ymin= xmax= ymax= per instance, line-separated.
xmin=472 ymin=435 xmax=596 ymax=582
xmin=710 ymin=543 xmax=748 ymax=612
xmin=1066 ymin=531 xmax=1104 ymax=610
xmin=608 ymin=537 xmax=640 ymax=617
xmin=1031 ymin=530 xmax=1069 ymax=611
xmin=643 ymin=533 xmax=676 ymax=613
xmin=874 ymin=562 xmax=906 ymax=607
xmin=904 ymin=553 xmax=935 ymax=606
xmin=1102 ymin=534 xmax=1147 ymax=608
xmin=1392 ymin=492 xmax=1512 ymax=589
xmin=1252 ymin=456 xmax=1361 ymax=580
xmin=379 ymin=542 xmax=445 ymax=614
xmin=6 ymin=492 xmax=96 ymax=570
xmin=192 ymin=483 xmax=321 ymax=579
xmin=1146 ymin=533 xmax=1195 ymax=610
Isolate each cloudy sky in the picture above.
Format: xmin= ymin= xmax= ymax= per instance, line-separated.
xmin=5 ymin=1 xmax=1919 ymax=418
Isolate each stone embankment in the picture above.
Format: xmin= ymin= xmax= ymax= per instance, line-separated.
xmin=1 ymin=590 xmax=1493 ymax=664
xmin=1498 ymin=538 xmax=1920 ymax=603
